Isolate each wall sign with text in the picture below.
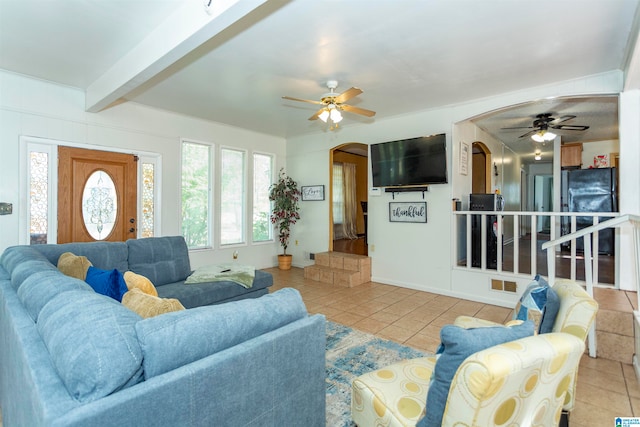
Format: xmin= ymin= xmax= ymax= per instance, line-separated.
xmin=389 ymin=202 xmax=427 ymax=223
xmin=301 ymin=185 xmax=325 ymax=201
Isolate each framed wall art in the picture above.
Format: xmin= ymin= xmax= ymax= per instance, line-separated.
xmin=459 ymin=141 xmax=469 ymax=175
xmin=301 ymin=185 xmax=325 ymax=201
xmin=389 ymin=202 xmax=427 ymax=223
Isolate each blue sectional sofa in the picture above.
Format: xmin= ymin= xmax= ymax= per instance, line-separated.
xmin=24 ymin=235 xmax=274 ymax=308
xmin=0 ymin=237 xmax=326 ymax=426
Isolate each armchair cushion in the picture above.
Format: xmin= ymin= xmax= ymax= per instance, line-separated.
xmin=513 ymin=274 xmax=559 ymax=333
xmin=420 ymin=321 xmax=534 ymax=427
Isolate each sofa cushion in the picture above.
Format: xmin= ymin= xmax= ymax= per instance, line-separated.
xmin=1 ymin=245 xmax=51 ymax=276
xmin=10 ymin=259 xmax=59 ymax=291
xmin=155 ymin=269 xmax=273 ymax=309
xmin=85 ymin=266 xmax=129 ymax=302
xmin=136 ymin=288 xmax=307 ymax=379
xmin=514 ymin=274 xmax=560 ymax=333
xmin=420 ymin=321 xmax=535 ymax=427
xmin=37 ymin=290 xmax=144 ymax=403
xmin=122 ymin=288 xmax=185 ymax=318
xmin=123 ymin=271 xmax=158 ymax=296
xmin=57 ymin=252 xmax=92 ymax=280
xmin=127 ymin=236 xmax=191 ymax=286
xmin=33 ymin=241 xmax=129 ymax=272
xmin=17 ymin=270 xmax=93 ymax=321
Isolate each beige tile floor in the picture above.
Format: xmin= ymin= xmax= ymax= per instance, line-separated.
xmin=267 ymin=266 xmax=640 ymax=426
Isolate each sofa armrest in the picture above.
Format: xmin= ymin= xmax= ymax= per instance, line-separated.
xmin=51 ymin=315 xmax=326 ymax=427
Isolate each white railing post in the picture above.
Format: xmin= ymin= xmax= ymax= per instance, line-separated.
xmin=513 ymin=215 xmax=519 ymax=275
xmin=583 ymin=235 xmax=597 ymax=357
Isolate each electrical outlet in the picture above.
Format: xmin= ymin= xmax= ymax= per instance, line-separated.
xmin=370 ymin=244 xmax=375 ymax=252
xmin=295 ymin=240 xmax=298 ymax=246
xmin=0 ymin=202 xmax=12 ymax=215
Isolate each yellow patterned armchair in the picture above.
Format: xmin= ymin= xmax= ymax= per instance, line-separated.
xmin=351 ymin=332 xmax=585 ymax=427
xmin=454 ymin=278 xmax=598 ymax=414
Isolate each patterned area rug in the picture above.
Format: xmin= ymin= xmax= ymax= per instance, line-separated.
xmin=325 ymin=321 xmax=431 ymax=427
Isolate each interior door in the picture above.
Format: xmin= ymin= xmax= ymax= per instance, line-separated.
xmin=58 ymin=146 xmax=137 ymax=243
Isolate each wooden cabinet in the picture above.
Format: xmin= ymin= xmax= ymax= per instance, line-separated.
xmin=561 ymin=143 xmax=583 ymax=168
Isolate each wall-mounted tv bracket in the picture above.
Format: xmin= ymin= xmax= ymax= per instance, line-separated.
xmin=384 ymin=186 xmax=429 ymax=199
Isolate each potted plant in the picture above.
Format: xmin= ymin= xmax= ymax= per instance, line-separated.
xmin=269 ymin=168 xmax=301 ymax=270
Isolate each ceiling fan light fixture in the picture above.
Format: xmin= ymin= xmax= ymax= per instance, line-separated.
xmin=543 ymin=130 xmax=556 ymax=141
xmin=318 ymin=109 xmax=330 ymax=122
xmin=330 ymin=108 xmax=343 ymax=123
xmin=531 ymin=132 xmax=545 ymax=143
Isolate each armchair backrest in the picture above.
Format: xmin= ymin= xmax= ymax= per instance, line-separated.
xmin=442 ymin=333 xmax=584 ymax=427
xmin=551 ymin=279 xmax=598 ymax=411
xmin=551 ymin=279 xmax=599 ymax=340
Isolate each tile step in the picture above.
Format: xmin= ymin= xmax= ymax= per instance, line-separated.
xmin=303 ymin=264 xmax=370 ymax=287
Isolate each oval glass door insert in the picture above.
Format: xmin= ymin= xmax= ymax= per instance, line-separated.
xmin=82 ymin=170 xmax=117 ymax=240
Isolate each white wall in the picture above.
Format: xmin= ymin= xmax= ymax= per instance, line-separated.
xmin=618 ymin=89 xmax=640 ymax=291
xmin=0 ymin=70 xmax=286 ymax=269
xmin=288 ymin=70 xmax=632 ymax=306
xmin=581 ymin=139 xmax=620 ymax=168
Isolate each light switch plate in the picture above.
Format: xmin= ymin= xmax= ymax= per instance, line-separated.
xmin=369 ymin=187 xmax=382 ymax=197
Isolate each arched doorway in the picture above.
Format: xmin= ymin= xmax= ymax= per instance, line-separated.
xmin=329 ymin=143 xmax=368 ymax=256
xmin=471 ymin=141 xmax=491 ymax=194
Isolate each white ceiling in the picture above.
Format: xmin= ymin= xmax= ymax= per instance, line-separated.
xmin=0 ymin=0 xmax=638 ymax=144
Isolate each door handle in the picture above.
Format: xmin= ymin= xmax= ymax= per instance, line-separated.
xmin=129 ymin=228 xmax=135 ymax=233
xmin=129 ymin=218 xmax=135 ymax=223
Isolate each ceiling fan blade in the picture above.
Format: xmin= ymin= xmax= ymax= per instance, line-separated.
xmin=502 ymin=126 xmax=534 ymax=130
xmin=334 ymin=87 xmax=363 ymax=104
xmin=282 ymin=96 xmax=324 ymax=105
xmin=549 ymin=115 xmax=576 ymax=125
xmin=308 ymin=108 xmax=325 ymax=121
xmin=552 ymin=124 xmax=590 ymax=131
xmin=518 ymin=130 xmax=537 ymax=138
xmin=340 ymin=104 xmax=376 ymax=117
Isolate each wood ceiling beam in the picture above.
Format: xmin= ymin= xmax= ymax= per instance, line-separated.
xmin=85 ymin=0 xmax=270 ymax=113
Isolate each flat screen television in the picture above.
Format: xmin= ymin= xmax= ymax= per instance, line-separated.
xmin=370 ymin=133 xmax=448 ymax=187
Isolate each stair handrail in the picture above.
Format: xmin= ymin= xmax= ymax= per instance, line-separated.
xmin=541 ymin=213 xmax=640 ymax=357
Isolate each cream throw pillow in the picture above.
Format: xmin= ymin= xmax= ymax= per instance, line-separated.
xmin=57 ymin=252 xmax=92 ymax=280
xmin=123 ymin=271 xmax=158 ymax=297
xmin=122 ymin=288 xmax=185 ymax=318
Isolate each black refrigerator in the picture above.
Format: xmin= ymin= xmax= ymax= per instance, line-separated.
xmin=561 ymin=168 xmax=617 ymax=255
xmin=470 ymin=193 xmax=504 ymax=269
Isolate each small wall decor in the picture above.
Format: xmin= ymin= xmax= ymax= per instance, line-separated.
xmin=389 ymin=202 xmax=427 ymax=223
xmin=594 ymin=154 xmax=609 ymax=168
xmin=301 ymin=185 xmax=325 ymax=201
xmin=459 ymin=142 xmax=469 ymax=175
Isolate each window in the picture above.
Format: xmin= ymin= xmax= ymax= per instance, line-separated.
xmin=333 ymin=162 xmax=344 ymax=224
xmin=252 ymin=153 xmax=273 ymax=242
xmin=28 ymin=150 xmax=50 ymax=244
xmin=139 ymin=158 xmax=159 ymax=238
xmin=220 ymin=148 xmax=245 ymax=245
xmin=181 ymin=141 xmax=212 ymax=248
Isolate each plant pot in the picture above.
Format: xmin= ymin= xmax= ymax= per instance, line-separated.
xmin=278 ymin=254 xmax=292 ymax=270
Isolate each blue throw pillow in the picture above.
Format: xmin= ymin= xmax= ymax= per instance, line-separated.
xmin=418 ymin=321 xmax=535 ymax=427
xmin=514 ymin=274 xmax=560 ymax=333
xmin=85 ymin=266 xmax=129 ymax=302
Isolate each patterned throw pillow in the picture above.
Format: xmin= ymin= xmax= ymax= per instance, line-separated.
xmin=513 ymin=274 xmax=560 ymax=334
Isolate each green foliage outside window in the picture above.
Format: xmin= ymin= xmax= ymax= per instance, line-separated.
xmin=182 ymin=142 xmax=210 ymax=248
